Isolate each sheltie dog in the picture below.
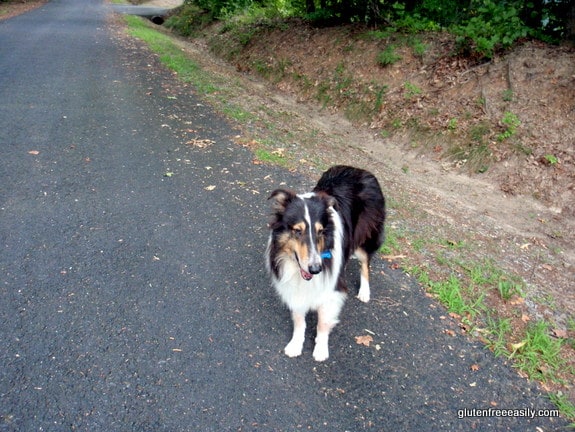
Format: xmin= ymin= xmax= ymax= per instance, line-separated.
xmin=265 ymin=166 xmax=386 ymax=361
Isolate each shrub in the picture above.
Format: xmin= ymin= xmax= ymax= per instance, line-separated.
xmin=377 ymin=45 xmax=402 ymax=66
xmin=453 ymin=0 xmax=529 ymax=59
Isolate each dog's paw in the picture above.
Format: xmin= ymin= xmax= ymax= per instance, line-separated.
xmin=312 ymin=344 xmax=329 ymax=362
xmin=284 ymin=340 xmax=303 ymax=358
xmin=357 ymin=286 xmax=370 ymax=303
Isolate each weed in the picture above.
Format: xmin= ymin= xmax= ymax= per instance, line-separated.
xmin=221 ymin=104 xmax=254 ymax=122
xmin=428 ymin=274 xmax=483 ymax=319
xmin=373 ymin=84 xmax=388 ymax=113
xmin=544 ymin=154 xmax=559 ymax=165
xmin=254 ymin=148 xmax=286 ymax=166
xmin=315 ymin=80 xmax=332 ymax=107
xmin=512 ymin=321 xmax=566 ymax=384
xmin=379 ymin=225 xmax=401 ymax=255
xmin=497 ymin=279 xmax=522 ymax=301
xmin=377 ymin=45 xmax=402 ymax=67
xmin=497 ymin=111 xmax=520 ymax=141
xmin=404 ymin=81 xmax=422 ymax=99
xmin=469 ymin=122 xmax=490 ymax=142
xmin=549 ymin=392 xmax=575 ymax=425
xmin=485 ymin=315 xmax=512 ymax=357
xmin=408 ymin=36 xmax=427 ymax=58
xmin=447 ymin=118 xmax=458 ymax=131
xmin=502 ymin=89 xmax=514 ymax=102
xmin=364 ymin=29 xmax=394 ymax=40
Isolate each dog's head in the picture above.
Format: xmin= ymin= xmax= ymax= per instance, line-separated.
xmin=268 ymin=189 xmax=336 ymax=280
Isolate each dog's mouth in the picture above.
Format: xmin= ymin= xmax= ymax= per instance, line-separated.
xmin=295 ymin=251 xmax=331 ymax=281
xmin=300 ymin=268 xmax=313 ymax=281
xmin=295 ymin=253 xmax=314 ymax=281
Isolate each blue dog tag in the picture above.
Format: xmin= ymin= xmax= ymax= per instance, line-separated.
xmin=321 ymin=251 xmax=332 ymax=259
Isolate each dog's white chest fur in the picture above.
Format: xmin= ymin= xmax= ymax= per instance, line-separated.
xmin=270 ymin=255 xmax=345 ymax=315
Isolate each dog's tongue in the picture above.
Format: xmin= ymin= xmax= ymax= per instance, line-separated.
xmin=300 ymin=268 xmax=313 ymax=281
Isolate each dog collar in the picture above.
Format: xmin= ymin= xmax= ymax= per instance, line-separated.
xmin=321 ymin=251 xmax=332 ymax=259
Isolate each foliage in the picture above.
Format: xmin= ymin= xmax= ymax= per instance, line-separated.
xmin=453 ymin=0 xmax=529 ymax=59
xmin=376 ymin=45 xmax=401 ymax=66
xmin=497 ymin=112 xmax=521 ymax=141
xmin=165 ymin=4 xmax=214 ymax=36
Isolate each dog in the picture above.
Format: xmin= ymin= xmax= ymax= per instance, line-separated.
xmin=265 ymin=165 xmax=386 ymax=361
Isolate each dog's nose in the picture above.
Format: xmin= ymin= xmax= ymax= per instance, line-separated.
xmin=308 ymin=263 xmax=322 ymax=274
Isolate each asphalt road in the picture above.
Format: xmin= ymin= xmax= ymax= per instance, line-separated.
xmin=0 ymin=0 xmax=569 ymax=430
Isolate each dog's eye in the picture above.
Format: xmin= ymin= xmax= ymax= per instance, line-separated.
xmin=317 ymin=228 xmax=324 ymax=237
xmin=292 ymin=228 xmax=303 ymax=237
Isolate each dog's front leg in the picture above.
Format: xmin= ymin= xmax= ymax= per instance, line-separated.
xmin=313 ymin=321 xmax=332 ymax=362
xmin=284 ymin=311 xmax=306 ymax=357
xmin=313 ymin=295 xmax=345 ymax=361
xmin=313 ymin=307 xmax=337 ymax=362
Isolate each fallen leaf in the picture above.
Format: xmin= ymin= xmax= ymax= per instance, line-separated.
xmin=271 ymin=148 xmax=285 ymax=157
xmin=509 ymin=297 xmax=525 ymax=305
xmin=521 ymin=314 xmax=530 ymax=323
xmin=470 ymin=364 xmax=480 ymax=371
xmin=205 ymin=185 xmax=216 ymax=191
xmin=552 ymin=328 xmax=568 ymax=338
xmin=510 ymin=340 xmax=527 ymax=351
xmin=444 ymin=329 xmax=456 ymax=337
xmin=28 ymin=150 xmax=40 ymax=155
xmin=355 ymin=335 xmax=373 ymax=347
xmin=187 ymin=138 xmax=214 ymax=148
xmin=164 ymin=172 xmax=174 ymax=177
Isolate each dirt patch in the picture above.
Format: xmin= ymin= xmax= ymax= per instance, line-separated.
xmin=0 ymin=0 xmax=46 ymax=20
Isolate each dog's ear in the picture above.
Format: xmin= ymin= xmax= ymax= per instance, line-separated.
xmin=268 ymin=189 xmax=296 ymax=230
xmin=268 ymin=189 xmax=296 ymax=214
xmin=317 ymin=192 xmax=338 ymax=211
xmin=325 ymin=195 xmax=338 ymax=210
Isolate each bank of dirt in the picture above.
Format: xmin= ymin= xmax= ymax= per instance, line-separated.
xmin=0 ymin=0 xmax=46 ymax=20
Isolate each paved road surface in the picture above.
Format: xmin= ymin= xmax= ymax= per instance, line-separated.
xmin=0 ymin=0 xmax=569 ymax=430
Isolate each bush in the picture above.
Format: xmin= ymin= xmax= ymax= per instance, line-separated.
xmin=164 ymin=4 xmax=213 ymax=36
xmin=453 ymin=1 xmax=529 ymax=59
xmin=377 ymin=45 xmax=402 ymax=66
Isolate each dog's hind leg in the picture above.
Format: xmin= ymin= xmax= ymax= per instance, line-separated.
xmin=284 ymin=311 xmax=306 ymax=357
xmin=355 ymin=248 xmax=371 ymax=303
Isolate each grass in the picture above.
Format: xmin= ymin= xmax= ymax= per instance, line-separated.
xmin=393 ymin=229 xmax=575 ymax=420
xmin=125 ymin=15 xmax=220 ymax=95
